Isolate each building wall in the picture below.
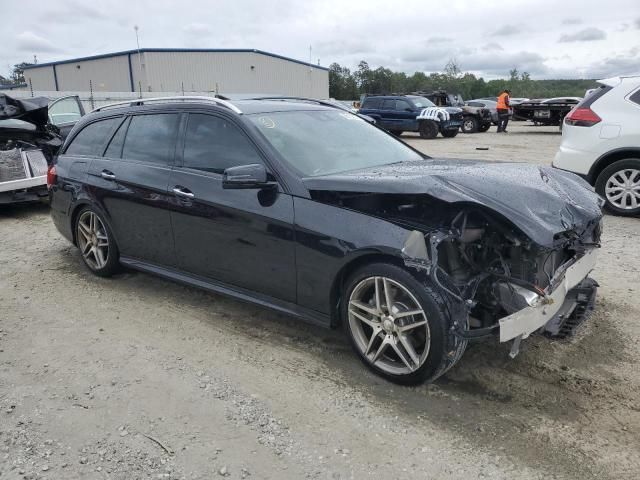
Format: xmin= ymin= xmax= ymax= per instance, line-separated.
xmin=23 ymin=51 xmax=329 ymax=98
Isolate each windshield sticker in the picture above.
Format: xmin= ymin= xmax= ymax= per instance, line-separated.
xmin=259 ymin=116 xmax=276 ymax=128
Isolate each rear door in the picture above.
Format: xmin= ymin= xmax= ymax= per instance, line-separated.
xmin=87 ymin=112 xmax=180 ymax=266
xmin=168 ymin=112 xmax=297 ymax=302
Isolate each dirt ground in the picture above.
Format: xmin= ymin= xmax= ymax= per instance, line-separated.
xmin=1 ymin=123 xmax=639 ymax=479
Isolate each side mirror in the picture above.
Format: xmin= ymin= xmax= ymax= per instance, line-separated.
xmin=222 ymin=164 xmax=275 ymax=190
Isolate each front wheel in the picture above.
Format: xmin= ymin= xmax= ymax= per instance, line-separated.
xmin=342 ymin=263 xmax=467 ymax=385
xmin=440 ymin=129 xmax=459 ymax=138
xmin=595 ymin=159 xmax=640 ymax=216
xmin=478 ymin=123 xmax=491 ymax=132
xmin=75 ymin=207 xmax=120 ymax=276
xmin=461 ymin=116 xmax=478 ymax=133
xmin=418 ymin=120 xmax=438 ymax=139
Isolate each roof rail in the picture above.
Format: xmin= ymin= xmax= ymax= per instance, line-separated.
xmin=243 ymin=96 xmax=355 ymax=112
xmin=91 ymin=96 xmax=242 ymax=114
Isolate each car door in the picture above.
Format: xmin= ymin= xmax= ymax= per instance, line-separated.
xmin=394 ymin=99 xmax=417 ymax=130
xmin=48 ymin=95 xmax=85 ymax=138
xmin=378 ymin=99 xmax=398 ymax=130
xmin=86 ymin=112 xmax=179 ymax=266
xmin=168 ymin=112 xmax=296 ymax=302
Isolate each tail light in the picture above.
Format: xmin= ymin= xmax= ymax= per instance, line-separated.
xmin=565 ymin=107 xmax=602 ymax=127
xmin=47 ymin=164 xmax=57 ymax=189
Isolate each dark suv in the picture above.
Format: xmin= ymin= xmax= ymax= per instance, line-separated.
xmin=49 ymin=96 xmax=603 ymax=385
xmin=358 ymin=95 xmax=463 ymax=138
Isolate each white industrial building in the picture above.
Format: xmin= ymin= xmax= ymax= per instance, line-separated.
xmin=22 ymin=48 xmax=329 ymax=98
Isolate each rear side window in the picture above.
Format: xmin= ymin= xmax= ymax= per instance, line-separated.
xmin=629 ymin=88 xmax=640 ymax=106
xmin=104 ymin=117 xmax=129 ymax=158
xmin=122 ymin=114 xmax=180 ymax=165
xmin=65 ymin=117 xmax=119 ymax=156
xmin=362 ymin=97 xmax=382 ymax=109
xmin=183 ymin=114 xmax=262 ymax=174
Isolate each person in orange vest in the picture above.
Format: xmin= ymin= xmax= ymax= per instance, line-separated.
xmin=496 ymin=89 xmax=511 ymax=133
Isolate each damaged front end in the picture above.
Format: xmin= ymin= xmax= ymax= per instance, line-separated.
xmin=398 ymin=207 xmax=601 ymax=356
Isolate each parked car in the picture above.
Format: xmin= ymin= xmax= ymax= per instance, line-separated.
xmin=420 ymin=90 xmax=493 ymax=133
xmin=1 ymin=94 xmax=84 ymax=204
xmin=358 ymin=94 xmax=463 ymax=138
xmin=466 ymin=99 xmax=499 ymax=124
xmin=50 ymin=96 xmax=603 ymax=384
xmin=553 ymin=75 xmax=640 ymax=215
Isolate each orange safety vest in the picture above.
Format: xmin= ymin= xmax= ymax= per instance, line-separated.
xmin=497 ymin=92 xmax=509 ymax=110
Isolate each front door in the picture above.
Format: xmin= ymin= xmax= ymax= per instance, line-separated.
xmin=169 ymin=112 xmax=296 ymax=303
xmin=48 ymin=95 xmax=85 ymax=138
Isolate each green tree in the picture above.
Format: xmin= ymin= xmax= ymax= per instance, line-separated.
xmin=10 ymin=62 xmax=33 ymax=84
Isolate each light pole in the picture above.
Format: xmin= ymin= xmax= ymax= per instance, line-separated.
xmin=134 ymin=25 xmax=143 ymax=95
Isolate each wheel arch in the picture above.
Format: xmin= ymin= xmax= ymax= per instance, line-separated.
xmin=588 ymin=148 xmax=640 ymax=184
xmin=69 ymin=201 xmax=118 ymax=248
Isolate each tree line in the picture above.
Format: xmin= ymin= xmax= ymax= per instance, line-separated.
xmin=329 ymin=60 xmax=596 ymax=100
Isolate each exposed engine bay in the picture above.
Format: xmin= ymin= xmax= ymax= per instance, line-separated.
xmin=312 ymin=190 xmax=602 ymax=348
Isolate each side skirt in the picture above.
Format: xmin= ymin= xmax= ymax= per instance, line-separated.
xmin=119 ymin=256 xmax=331 ymax=329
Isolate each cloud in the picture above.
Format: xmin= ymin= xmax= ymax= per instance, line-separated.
xmin=183 ymin=23 xmax=212 ymax=35
xmin=636 ymin=18 xmax=640 ymax=29
xmin=558 ymin=27 xmax=606 ymax=42
xmin=427 ymin=37 xmax=453 ymax=44
xmin=562 ymin=17 xmax=582 ymax=25
xmin=491 ymin=25 xmax=520 ymax=36
xmin=16 ymin=31 xmax=62 ymax=53
xmin=482 ymin=43 xmax=504 ymax=52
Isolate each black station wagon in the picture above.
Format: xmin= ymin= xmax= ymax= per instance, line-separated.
xmin=49 ymin=96 xmax=603 ymax=384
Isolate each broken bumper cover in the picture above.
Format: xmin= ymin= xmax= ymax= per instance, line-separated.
xmin=499 ymin=248 xmax=598 ymax=342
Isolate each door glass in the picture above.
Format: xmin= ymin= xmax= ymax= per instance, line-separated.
xmin=122 ymin=114 xmax=180 ymax=165
xmin=104 ymin=117 xmax=129 ymax=158
xmin=65 ymin=117 xmax=120 ymax=156
xmin=382 ymin=99 xmax=396 ymax=110
xmin=396 ymin=100 xmax=412 ymax=111
xmin=183 ymin=114 xmax=263 ymax=174
xmin=48 ymin=97 xmax=83 ymax=125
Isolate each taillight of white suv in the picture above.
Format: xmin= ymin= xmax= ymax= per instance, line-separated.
xmin=564 ymin=107 xmax=601 ymax=127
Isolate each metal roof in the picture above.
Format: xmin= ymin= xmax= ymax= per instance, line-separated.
xmin=22 ymin=48 xmax=329 ymax=72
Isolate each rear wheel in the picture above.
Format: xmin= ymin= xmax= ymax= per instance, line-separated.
xmin=440 ymin=129 xmax=459 ymax=138
xmin=461 ymin=116 xmax=478 ymax=133
xmin=418 ymin=120 xmax=438 ymax=139
xmin=75 ymin=207 xmax=120 ymax=276
xmin=342 ymin=262 xmax=467 ymax=385
xmin=595 ymin=159 xmax=640 ymax=216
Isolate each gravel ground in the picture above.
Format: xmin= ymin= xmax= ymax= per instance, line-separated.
xmin=1 ymin=124 xmax=639 ymax=479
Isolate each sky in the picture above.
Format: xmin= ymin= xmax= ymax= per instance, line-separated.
xmin=2 ymin=0 xmax=639 ymax=80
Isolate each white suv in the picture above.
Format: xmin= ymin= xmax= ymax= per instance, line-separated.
xmin=553 ymin=75 xmax=640 ymax=216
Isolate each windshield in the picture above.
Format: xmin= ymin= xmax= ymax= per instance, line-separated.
xmin=249 ymin=110 xmax=423 ymax=177
xmin=408 ymin=97 xmax=435 ymax=108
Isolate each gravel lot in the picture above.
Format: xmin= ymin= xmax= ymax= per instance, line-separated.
xmin=1 ymin=124 xmax=639 ymax=479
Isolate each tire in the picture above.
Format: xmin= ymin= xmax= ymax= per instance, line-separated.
xmin=478 ymin=123 xmax=491 ymax=133
xmin=418 ymin=120 xmax=438 ymax=139
xmin=595 ymin=158 xmax=640 ymax=216
xmin=341 ymin=262 xmax=467 ymax=385
xmin=440 ymin=129 xmax=459 ymax=138
xmin=75 ymin=207 xmax=120 ymax=276
xmin=461 ymin=116 xmax=478 ymax=133
xmin=390 ymin=130 xmax=404 ymax=137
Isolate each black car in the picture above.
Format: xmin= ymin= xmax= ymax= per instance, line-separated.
xmin=358 ymin=95 xmax=463 ymax=138
xmin=49 ymin=96 xmax=603 ymax=384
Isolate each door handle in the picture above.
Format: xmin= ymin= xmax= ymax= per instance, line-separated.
xmin=172 ymin=186 xmax=195 ymax=199
xmin=101 ymin=170 xmax=116 ymax=180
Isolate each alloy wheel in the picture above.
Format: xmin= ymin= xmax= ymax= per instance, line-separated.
xmin=605 ymin=169 xmax=640 ymax=210
xmin=348 ymin=276 xmax=430 ymax=375
xmin=77 ymin=211 xmax=110 ymax=270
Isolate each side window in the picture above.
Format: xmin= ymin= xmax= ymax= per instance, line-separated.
xmin=382 ymin=99 xmax=396 ymax=110
xmin=363 ymin=97 xmax=381 ymax=109
xmin=121 ymin=114 xmax=180 ymax=165
xmin=467 ymin=101 xmax=483 ymax=107
xmin=183 ymin=114 xmax=263 ymax=174
xmin=396 ymin=100 xmax=412 ymax=111
xmin=48 ymin=97 xmax=83 ymax=126
xmin=65 ymin=117 xmax=119 ymax=156
xmin=629 ymin=88 xmax=640 ymax=106
xmin=104 ymin=117 xmax=129 ymax=158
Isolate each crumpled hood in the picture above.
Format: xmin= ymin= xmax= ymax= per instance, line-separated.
xmin=0 ymin=94 xmax=49 ymax=128
xmin=302 ymin=159 xmax=604 ymax=247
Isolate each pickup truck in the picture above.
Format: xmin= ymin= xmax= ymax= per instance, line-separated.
xmin=0 ymin=94 xmax=84 ymax=204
